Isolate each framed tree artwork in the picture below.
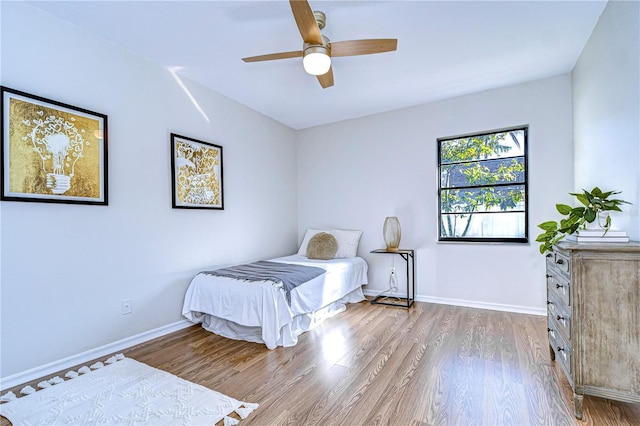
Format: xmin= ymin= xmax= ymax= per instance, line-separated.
xmin=170 ymin=133 xmax=224 ymax=210
xmin=1 ymin=87 xmax=108 ymax=205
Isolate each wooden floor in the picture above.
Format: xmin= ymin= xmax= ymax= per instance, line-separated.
xmin=2 ymin=301 xmax=639 ymax=425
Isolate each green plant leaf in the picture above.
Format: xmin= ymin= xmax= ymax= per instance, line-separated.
xmin=556 ymin=204 xmax=572 ymax=215
xmin=591 ymin=186 xmax=603 ymax=197
xmin=584 ymin=190 xmax=595 ymax=204
xmin=536 ymin=232 xmax=553 ymax=242
xmin=568 ymin=223 xmax=581 ymax=234
xmin=585 ymin=208 xmax=596 ymax=222
xmin=610 ymin=198 xmax=631 ymax=205
xmin=538 ymin=221 xmax=558 ymax=231
xmin=575 ymin=193 xmax=590 ymax=207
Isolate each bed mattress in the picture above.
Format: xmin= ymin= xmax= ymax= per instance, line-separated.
xmin=182 ymin=254 xmax=368 ymax=348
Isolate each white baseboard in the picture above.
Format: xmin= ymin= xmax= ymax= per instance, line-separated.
xmin=1 ymin=320 xmax=193 ymax=391
xmin=364 ymin=290 xmax=546 ymax=316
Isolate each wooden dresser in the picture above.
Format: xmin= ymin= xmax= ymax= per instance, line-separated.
xmin=546 ymin=241 xmax=640 ymax=418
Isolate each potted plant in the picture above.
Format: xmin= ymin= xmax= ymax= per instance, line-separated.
xmin=536 ymin=187 xmax=631 ymax=254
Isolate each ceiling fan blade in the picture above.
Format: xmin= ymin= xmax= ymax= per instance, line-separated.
xmin=330 ymin=39 xmax=398 ymax=57
xmin=289 ymin=0 xmax=322 ymax=45
xmin=316 ymin=67 xmax=334 ymax=89
xmin=242 ymin=50 xmax=303 ymax=63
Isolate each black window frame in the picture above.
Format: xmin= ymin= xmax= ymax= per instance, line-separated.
xmin=437 ymin=126 xmax=529 ymax=243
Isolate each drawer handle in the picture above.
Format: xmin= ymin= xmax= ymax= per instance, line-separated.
xmin=546 ymin=253 xmax=553 ymax=258
xmin=556 ymin=346 xmax=568 ymax=359
xmin=556 ymin=259 xmax=564 ymax=265
xmin=547 ymin=328 xmax=556 ymax=338
xmin=556 ymin=315 xmax=567 ymax=326
xmin=546 ymin=274 xmax=552 ymax=279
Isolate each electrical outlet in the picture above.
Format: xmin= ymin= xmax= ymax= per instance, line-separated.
xmin=390 ymin=267 xmax=396 ymax=275
xmin=121 ymin=299 xmax=133 ymax=315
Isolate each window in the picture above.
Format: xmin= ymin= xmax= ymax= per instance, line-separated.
xmin=438 ymin=127 xmax=528 ymax=242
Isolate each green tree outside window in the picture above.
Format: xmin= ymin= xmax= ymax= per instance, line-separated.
xmin=438 ymin=128 xmax=528 ymax=241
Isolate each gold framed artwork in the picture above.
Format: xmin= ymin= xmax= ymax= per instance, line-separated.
xmin=1 ymin=87 xmax=108 ymax=205
xmin=170 ymin=133 xmax=224 ymax=209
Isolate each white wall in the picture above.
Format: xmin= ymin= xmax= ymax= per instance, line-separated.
xmin=297 ymin=75 xmax=574 ymax=313
xmin=0 ymin=2 xmax=298 ymax=378
xmin=572 ymin=0 xmax=640 ymax=240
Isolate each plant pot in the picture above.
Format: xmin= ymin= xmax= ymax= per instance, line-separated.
xmin=586 ymin=211 xmax=610 ymax=230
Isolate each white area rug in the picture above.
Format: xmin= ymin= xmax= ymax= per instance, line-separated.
xmin=0 ymin=356 xmax=257 ymax=426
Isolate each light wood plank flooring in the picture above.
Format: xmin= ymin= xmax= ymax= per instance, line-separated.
xmin=2 ymin=301 xmax=639 ymax=425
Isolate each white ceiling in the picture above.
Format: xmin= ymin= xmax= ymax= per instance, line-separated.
xmin=28 ymin=0 xmax=607 ymax=130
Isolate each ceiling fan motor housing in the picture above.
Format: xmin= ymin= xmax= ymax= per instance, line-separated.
xmin=304 ymin=35 xmax=331 ymax=52
xmin=313 ymin=10 xmax=326 ymax=30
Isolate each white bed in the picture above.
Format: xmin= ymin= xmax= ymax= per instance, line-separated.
xmin=182 ymin=253 xmax=368 ymax=349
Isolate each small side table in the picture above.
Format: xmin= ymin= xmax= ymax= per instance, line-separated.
xmin=370 ymin=249 xmax=415 ymax=308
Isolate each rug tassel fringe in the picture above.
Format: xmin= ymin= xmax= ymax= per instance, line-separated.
xmin=37 ymin=380 xmax=52 ymax=389
xmin=235 ymin=402 xmax=259 ymax=419
xmin=0 ymin=391 xmax=16 ymax=402
xmin=65 ymin=370 xmax=79 ymax=379
xmin=90 ymin=362 xmax=104 ymax=370
xmin=105 ymin=356 xmax=118 ymax=364
xmin=19 ymin=386 xmax=35 ymax=395
xmin=78 ymin=366 xmax=91 ymax=375
xmin=223 ymin=416 xmax=240 ymax=426
xmin=48 ymin=376 xmax=64 ymax=385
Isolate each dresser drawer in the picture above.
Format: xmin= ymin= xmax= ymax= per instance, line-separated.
xmin=548 ymin=306 xmax=571 ymax=342
xmin=553 ymin=251 xmax=571 ymax=278
xmin=547 ymin=272 xmax=571 ymax=307
xmin=548 ymin=317 xmax=572 ymax=379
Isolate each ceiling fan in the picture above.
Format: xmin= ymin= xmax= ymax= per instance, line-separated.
xmin=242 ymin=0 xmax=398 ymax=89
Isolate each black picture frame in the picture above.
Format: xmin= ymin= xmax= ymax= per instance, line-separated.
xmin=1 ymin=86 xmax=108 ymax=205
xmin=170 ymin=133 xmax=224 ymax=210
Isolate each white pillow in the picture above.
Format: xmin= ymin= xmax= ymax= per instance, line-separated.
xmin=297 ymin=228 xmax=363 ymax=258
xmin=331 ymin=229 xmax=363 ymax=258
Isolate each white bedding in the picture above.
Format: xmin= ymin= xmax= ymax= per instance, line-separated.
xmin=182 ymin=254 xmax=368 ymax=349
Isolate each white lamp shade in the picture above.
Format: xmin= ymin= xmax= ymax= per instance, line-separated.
xmin=303 ymin=51 xmax=331 ymax=75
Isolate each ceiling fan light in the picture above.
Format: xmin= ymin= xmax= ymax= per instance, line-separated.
xmin=303 ymin=47 xmax=331 ymax=75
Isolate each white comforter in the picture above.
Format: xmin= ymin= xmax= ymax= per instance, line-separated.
xmin=182 ymin=254 xmax=368 ymax=349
